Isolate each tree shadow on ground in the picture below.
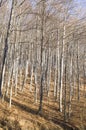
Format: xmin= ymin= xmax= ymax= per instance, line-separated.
xmin=5 ymin=96 xmax=79 ymax=130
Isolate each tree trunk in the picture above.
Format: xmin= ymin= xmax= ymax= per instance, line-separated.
xmin=59 ymin=25 xmax=65 ymax=112
xmin=0 ymin=0 xmax=14 ymax=97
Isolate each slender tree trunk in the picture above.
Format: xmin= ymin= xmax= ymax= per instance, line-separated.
xmin=10 ymin=68 xmax=13 ymax=107
xmin=15 ymin=65 xmax=18 ymax=96
xmin=64 ymin=61 xmax=67 ymax=121
xmin=47 ymin=47 xmax=51 ymax=97
xmin=69 ymin=50 xmax=73 ymax=118
xmin=0 ymin=0 xmax=14 ymax=97
xmin=54 ymin=31 xmax=58 ymax=98
xmin=77 ymin=41 xmax=80 ymax=100
xmin=59 ymin=25 xmax=65 ymax=112
xmin=30 ymin=64 xmax=33 ymax=91
xmin=34 ymin=67 xmax=38 ymax=103
xmin=57 ymin=30 xmax=60 ymax=100
xmin=38 ymin=0 xmax=45 ymax=113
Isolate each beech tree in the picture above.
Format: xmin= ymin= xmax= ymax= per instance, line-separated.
xmin=0 ymin=0 xmax=85 ymax=121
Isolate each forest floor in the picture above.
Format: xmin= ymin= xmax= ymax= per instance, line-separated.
xmin=0 ymin=81 xmax=86 ymax=130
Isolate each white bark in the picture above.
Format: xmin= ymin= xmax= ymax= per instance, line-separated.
xmin=60 ymin=25 xmax=65 ymax=112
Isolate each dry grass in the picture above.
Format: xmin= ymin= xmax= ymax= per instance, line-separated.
xmin=0 ymin=81 xmax=86 ymax=130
